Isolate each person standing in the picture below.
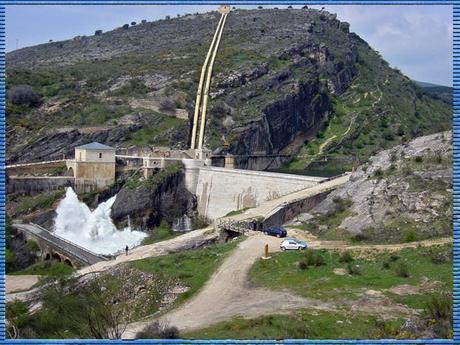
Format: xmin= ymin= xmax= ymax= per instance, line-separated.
xmin=125 ymin=245 xmax=129 ymax=256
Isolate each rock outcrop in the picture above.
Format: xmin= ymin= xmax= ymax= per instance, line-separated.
xmin=111 ymin=169 xmax=196 ymax=230
xmin=290 ymin=131 xmax=452 ymax=243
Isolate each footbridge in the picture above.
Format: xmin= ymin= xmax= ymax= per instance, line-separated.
xmin=13 ymin=223 xmax=110 ymax=267
xmin=215 ymin=173 xmax=350 ymax=234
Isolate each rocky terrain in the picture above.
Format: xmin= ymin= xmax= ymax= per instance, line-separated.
xmin=290 ymin=131 xmax=452 ymax=243
xmin=111 ymin=166 xmax=196 ymax=229
xmin=6 ymin=8 xmax=450 ymax=167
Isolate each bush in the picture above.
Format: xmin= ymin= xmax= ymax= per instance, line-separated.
xmin=122 ymin=24 xmax=129 ymax=29
xmin=304 ymin=250 xmax=326 ymax=267
xmin=347 ymin=263 xmax=361 ymax=275
xmin=7 ymin=85 xmax=42 ymax=107
xmin=94 ymin=30 xmax=103 ymax=35
xmin=404 ymin=230 xmax=417 ymax=243
xmin=382 ymin=260 xmax=391 ymax=269
xmin=141 ymin=19 xmax=147 ymax=24
xmin=26 ymin=240 xmax=40 ymax=253
xmin=351 ymin=233 xmax=367 ymax=243
xmin=159 ymin=98 xmax=176 ymax=112
xmin=298 ymin=261 xmax=308 ymax=270
xmin=389 ymin=254 xmax=399 ymax=262
xmin=338 ymin=251 xmax=353 ymax=263
xmin=425 ymin=293 xmax=452 ymax=338
xmin=395 ymin=262 xmax=410 ymax=278
xmin=136 ymin=321 xmax=179 ymax=339
xmin=414 ymin=156 xmax=423 ymax=163
xmin=192 ymin=215 xmax=209 ymax=230
xmin=131 ymin=21 xmax=137 ymax=26
xmin=332 ymin=197 xmax=353 ymax=213
xmin=374 ymin=168 xmax=384 ymax=179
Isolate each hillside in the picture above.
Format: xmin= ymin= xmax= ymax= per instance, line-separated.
xmin=6 ymin=8 xmax=450 ymax=166
xmin=289 ymin=131 xmax=452 ymax=243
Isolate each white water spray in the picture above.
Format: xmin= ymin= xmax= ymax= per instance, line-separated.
xmin=54 ymin=187 xmax=147 ymax=255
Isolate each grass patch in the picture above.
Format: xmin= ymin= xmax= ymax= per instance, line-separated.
xmin=183 ymin=310 xmax=404 ymax=339
xmin=141 ymin=221 xmax=178 ymax=245
xmin=224 ymin=208 xmax=251 ymax=217
xmin=15 ymin=191 xmax=64 ymax=215
xmin=249 ymin=245 xmax=451 ymax=303
xmin=11 ymin=261 xmax=75 ymax=277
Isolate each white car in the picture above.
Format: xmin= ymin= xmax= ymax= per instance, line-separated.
xmin=280 ymin=238 xmax=308 ymax=251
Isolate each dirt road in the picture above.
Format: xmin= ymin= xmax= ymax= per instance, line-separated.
xmin=123 ymin=231 xmax=450 ymax=338
xmin=123 ymin=233 xmax=336 ymax=338
xmin=6 ymin=275 xmax=40 ymax=294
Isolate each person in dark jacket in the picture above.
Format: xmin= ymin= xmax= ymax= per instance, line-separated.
xmin=125 ymin=245 xmax=129 ymax=256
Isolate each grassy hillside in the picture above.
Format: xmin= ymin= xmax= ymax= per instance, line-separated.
xmin=6 ymin=8 xmax=450 ymax=166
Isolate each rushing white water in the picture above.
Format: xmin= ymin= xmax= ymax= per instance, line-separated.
xmin=54 ymin=187 xmax=147 ymax=255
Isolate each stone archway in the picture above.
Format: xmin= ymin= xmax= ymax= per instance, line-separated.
xmin=52 ymin=253 xmax=62 ymax=262
xmin=63 ymin=259 xmax=73 ymax=267
xmin=66 ymin=167 xmax=74 ymax=177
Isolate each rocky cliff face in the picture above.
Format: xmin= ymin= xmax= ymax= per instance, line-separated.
xmin=290 ymin=131 xmax=452 ymax=243
xmin=6 ymin=8 xmax=450 ymax=166
xmin=111 ymin=169 xmax=196 ymax=230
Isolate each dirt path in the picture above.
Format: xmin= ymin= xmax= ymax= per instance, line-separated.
xmin=123 ymin=229 xmax=442 ymax=338
xmin=78 ymin=227 xmax=217 ymax=276
xmin=6 ymin=275 xmax=40 ymax=294
xmin=317 ymin=113 xmax=356 ymax=155
xmin=123 ymin=233 xmax=337 ymax=338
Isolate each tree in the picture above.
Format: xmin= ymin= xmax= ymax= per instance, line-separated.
xmin=7 ymin=85 xmax=42 ymax=107
xmin=141 ymin=19 xmax=147 ymax=24
xmin=302 ymin=5 xmax=308 ymax=9
xmin=95 ymin=30 xmax=103 ymax=36
xmin=122 ymin=24 xmax=129 ymax=29
xmin=131 ymin=21 xmax=136 ymax=26
xmin=165 ymin=15 xmax=170 ymax=20
xmin=288 ymin=5 xmax=293 ymax=8
xmin=257 ymin=6 xmax=263 ymax=9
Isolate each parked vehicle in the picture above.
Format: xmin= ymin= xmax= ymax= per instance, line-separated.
xmin=280 ymin=238 xmax=308 ymax=251
xmin=263 ymin=226 xmax=287 ymax=238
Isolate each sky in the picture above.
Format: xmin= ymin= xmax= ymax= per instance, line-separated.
xmin=6 ymin=5 xmax=452 ymax=86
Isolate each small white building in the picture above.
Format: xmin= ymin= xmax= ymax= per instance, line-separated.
xmin=75 ymin=142 xmax=116 ymax=163
xmin=67 ymin=142 xmax=116 ymax=192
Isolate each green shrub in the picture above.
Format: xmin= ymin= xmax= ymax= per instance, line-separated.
xmin=404 ymin=230 xmax=417 ymax=243
xmin=351 ymin=233 xmax=367 ymax=243
xmin=389 ymin=254 xmax=399 ymax=262
xmin=382 ymin=260 xmax=391 ymax=269
xmin=332 ymin=197 xmax=353 ymax=213
xmin=346 ymin=263 xmax=361 ymax=275
xmin=374 ymin=168 xmax=384 ymax=178
xmin=193 ymin=215 xmax=209 ymax=230
xmin=395 ymin=262 xmax=410 ymax=278
xmin=298 ymin=261 xmax=308 ymax=270
xmin=424 ymin=293 xmax=452 ymax=337
xmin=338 ymin=251 xmax=353 ymax=263
xmin=304 ymin=250 xmax=326 ymax=267
xmin=26 ymin=240 xmax=40 ymax=253
xmin=425 ymin=293 xmax=452 ymax=327
xmin=414 ymin=156 xmax=423 ymax=163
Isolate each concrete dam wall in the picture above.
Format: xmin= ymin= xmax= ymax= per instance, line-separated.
xmin=194 ymin=167 xmax=325 ymax=220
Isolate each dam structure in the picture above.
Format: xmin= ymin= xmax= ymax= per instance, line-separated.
xmin=6 ymin=6 xmax=351 ymax=262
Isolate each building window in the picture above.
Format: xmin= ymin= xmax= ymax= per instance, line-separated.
xmin=99 ymin=153 xmax=102 ymax=159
